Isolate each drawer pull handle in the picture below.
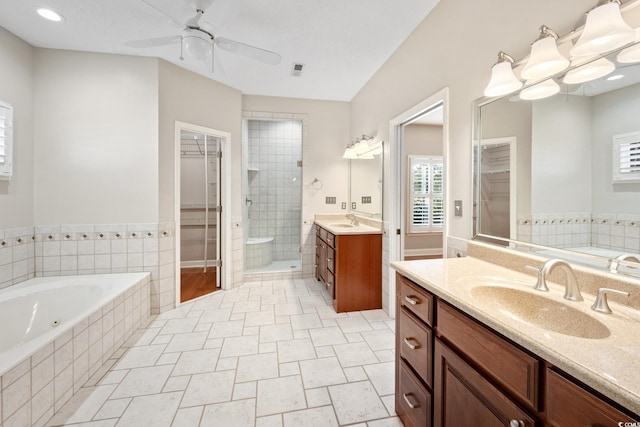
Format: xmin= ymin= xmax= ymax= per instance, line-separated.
xmin=404 ymin=295 xmax=419 ymax=305
xmin=404 ymin=338 xmax=419 ymax=350
xmin=509 ymin=420 xmax=524 ymax=427
xmin=327 ymin=258 xmax=331 ymax=263
xmin=403 ymin=393 xmax=419 ymax=409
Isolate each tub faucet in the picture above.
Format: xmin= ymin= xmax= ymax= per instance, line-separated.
xmin=346 ymin=214 xmax=359 ymax=226
xmin=540 ymin=259 xmax=583 ymax=302
xmin=608 ymin=254 xmax=640 ymax=273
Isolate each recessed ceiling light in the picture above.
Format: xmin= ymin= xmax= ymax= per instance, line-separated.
xmin=607 ymin=74 xmax=624 ymax=81
xmin=36 ymin=8 xmax=65 ymax=22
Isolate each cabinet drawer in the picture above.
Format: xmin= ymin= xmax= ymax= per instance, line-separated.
xmin=397 ymin=273 xmax=433 ymax=326
xmin=399 ymin=307 xmax=432 ymax=387
xmin=319 ymin=227 xmax=327 ymax=242
xmin=326 ymin=232 xmax=335 ymax=247
xmin=546 ymin=368 xmax=639 ymax=426
xmin=398 ymin=360 xmax=431 ymax=427
xmin=326 ymin=271 xmax=335 ymax=299
xmin=436 ymin=300 xmax=540 ymax=410
xmin=327 ymin=246 xmax=335 ymax=273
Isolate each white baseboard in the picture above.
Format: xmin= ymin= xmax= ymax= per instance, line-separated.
xmin=404 ymin=248 xmax=443 ymax=257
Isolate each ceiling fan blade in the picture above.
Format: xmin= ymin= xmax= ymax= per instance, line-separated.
xmin=125 ymin=35 xmax=182 ymax=48
xmin=215 ymin=37 xmax=281 ymax=65
xmin=142 ymin=0 xmax=186 ymax=29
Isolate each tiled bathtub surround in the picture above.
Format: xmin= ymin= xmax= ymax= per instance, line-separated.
xmin=34 ymin=223 xmax=175 ymax=314
xmin=0 ymin=226 xmax=36 ymax=291
xmin=516 ymin=212 xmax=640 ymax=254
xmin=0 ymin=275 xmax=151 ymax=427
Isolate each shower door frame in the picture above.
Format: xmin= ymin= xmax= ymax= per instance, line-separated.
xmin=174 ymin=121 xmax=232 ymax=305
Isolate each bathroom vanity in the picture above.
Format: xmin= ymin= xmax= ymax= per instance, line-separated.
xmin=314 ymin=217 xmax=382 ymax=312
xmin=392 ymin=255 xmax=640 ymax=427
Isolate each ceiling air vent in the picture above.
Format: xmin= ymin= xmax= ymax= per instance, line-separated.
xmin=290 ymin=63 xmax=305 ymax=77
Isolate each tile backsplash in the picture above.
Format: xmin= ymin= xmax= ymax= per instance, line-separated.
xmin=0 ymin=223 xmax=175 ymax=314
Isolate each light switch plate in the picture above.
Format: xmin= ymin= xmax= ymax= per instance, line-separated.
xmin=454 ymin=200 xmax=463 ymax=217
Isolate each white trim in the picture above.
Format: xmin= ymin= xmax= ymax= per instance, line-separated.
xmin=404 ymin=248 xmax=443 ymax=257
xmin=612 ymin=131 xmax=640 ymax=184
xmin=174 ymin=121 xmax=232 ymax=308
xmin=388 ymin=87 xmax=450 ymax=318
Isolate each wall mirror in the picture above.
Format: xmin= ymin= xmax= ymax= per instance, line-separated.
xmin=474 ymin=43 xmax=640 ymax=276
xmin=349 ymin=141 xmax=384 ymax=218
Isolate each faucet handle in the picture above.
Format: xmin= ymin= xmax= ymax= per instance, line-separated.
xmin=591 ymin=288 xmax=630 ymax=314
xmin=526 ymin=265 xmax=549 ymax=292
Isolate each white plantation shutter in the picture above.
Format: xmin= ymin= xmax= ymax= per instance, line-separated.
xmin=613 ymin=132 xmax=640 ymax=184
xmin=0 ymin=102 xmax=13 ymax=180
xmin=408 ymin=156 xmax=444 ymax=233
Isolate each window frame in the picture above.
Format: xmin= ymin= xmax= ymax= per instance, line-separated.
xmin=0 ymin=101 xmax=13 ymax=181
xmin=612 ymin=131 xmax=640 ymax=184
xmin=407 ymin=155 xmax=444 ymax=234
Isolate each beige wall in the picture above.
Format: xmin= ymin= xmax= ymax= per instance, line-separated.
xmin=0 ymin=26 xmax=34 ymax=228
xmin=158 ymin=60 xmax=242 ymax=222
xmin=33 ymin=49 xmax=159 ymax=224
xmin=349 ymin=0 xmax=595 ymax=242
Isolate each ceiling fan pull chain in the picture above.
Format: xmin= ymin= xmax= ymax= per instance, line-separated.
xmin=211 ymin=42 xmax=215 ymax=73
xmin=180 ymin=36 xmax=184 ymax=61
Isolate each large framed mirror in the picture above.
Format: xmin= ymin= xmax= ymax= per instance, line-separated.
xmin=474 ymin=44 xmax=640 ymax=276
xmin=349 ymin=141 xmax=383 ymax=218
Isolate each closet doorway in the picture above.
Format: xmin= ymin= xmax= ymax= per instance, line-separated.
xmin=175 ymin=123 xmax=227 ymax=303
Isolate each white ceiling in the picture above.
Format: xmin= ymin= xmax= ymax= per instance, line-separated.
xmin=0 ymin=0 xmax=439 ymax=101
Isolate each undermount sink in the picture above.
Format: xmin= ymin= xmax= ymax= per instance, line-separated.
xmin=469 ymin=285 xmax=611 ymax=339
xmin=331 ymin=223 xmax=355 ymax=228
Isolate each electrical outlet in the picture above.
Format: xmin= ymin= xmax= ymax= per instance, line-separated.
xmin=351 ymin=202 xmax=356 ymax=209
xmin=341 ymin=202 xmax=347 ymax=209
xmin=325 ymin=197 xmax=336 ymax=204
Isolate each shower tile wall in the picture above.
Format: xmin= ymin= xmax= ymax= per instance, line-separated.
xmin=0 ymin=226 xmax=36 ymax=291
xmin=247 ymin=120 xmax=302 ymax=262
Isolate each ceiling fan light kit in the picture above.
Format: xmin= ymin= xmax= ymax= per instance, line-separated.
xmin=127 ymin=0 xmax=281 ymax=72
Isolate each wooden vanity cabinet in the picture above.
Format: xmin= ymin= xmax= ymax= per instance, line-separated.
xmin=395 ymin=272 xmax=640 ymax=427
xmin=314 ymin=224 xmax=381 ymax=312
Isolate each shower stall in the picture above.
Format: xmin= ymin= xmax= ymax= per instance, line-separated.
xmin=179 ymin=130 xmax=221 ymax=300
xmin=243 ymin=119 xmax=302 ymax=272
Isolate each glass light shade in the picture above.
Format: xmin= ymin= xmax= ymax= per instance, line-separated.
xmin=184 ymin=32 xmax=212 ymax=61
xmin=563 ymin=57 xmax=615 ymax=84
xmin=519 ymin=79 xmax=560 ymax=100
xmin=343 ymin=147 xmax=357 ymax=159
xmin=521 ymin=36 xmax=569 ymax=80
xmin=36 ymin=8 xmax=64 ymax=22
xmin=570 ymin=2 xmax=635 ymax=57
xmin=484 ymin=61 xmax=523 ymax=97
xmin=617 ymin=28 xmax=640 ymax=63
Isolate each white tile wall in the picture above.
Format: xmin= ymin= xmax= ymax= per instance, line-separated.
xmin=0 ymin=276 xmax=150 ymax=427
xmin=0 ymin=226 xmax=36 ymax=291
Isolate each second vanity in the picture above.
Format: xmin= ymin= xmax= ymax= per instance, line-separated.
xmin=392 ymin=247 xmax=640 ymax=426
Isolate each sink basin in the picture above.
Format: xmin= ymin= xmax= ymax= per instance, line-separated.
xmin=331 ymin=223 xmax=354 ymax=228
xmin=469 ymin=285 xmax=610 ymax=339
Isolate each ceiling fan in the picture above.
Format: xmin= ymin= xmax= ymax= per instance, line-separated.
xmin=126 ymin=0 xmax=281 ymax=72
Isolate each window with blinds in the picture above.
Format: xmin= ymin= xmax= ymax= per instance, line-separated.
xmin=0 ymin=102 xmax=13 ymax=181
xmin=408 ymin=155 xmax=444 ymax=234
xmin=613 ymin=132 xmax=640 ymax=184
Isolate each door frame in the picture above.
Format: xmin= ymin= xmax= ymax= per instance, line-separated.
xmin=174 ymin=121 xmax=232 ymax=306
xmin=388 ymin=88 xmax=450 ymax=318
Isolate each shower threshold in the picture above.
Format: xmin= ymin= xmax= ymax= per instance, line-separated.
xmin=246 ymin=259 xmax=301 ymax=273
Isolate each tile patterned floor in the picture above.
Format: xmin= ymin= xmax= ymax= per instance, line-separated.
xmin=46 ymin=278 xmax=401 ymax=427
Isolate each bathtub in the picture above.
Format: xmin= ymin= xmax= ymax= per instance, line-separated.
xmin=0 ymin=273 xmax=151 ymax=426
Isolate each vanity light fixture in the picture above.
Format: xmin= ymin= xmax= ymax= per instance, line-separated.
xmin=617 ymin=28 xmax=640 ymax=63
xmin=570 ymin=0 xmax=635 ymax=57
xmin=519 ymin=78 xmax=560 ymax=100
xmin=521 ymin=26 xmax=569 ymax=80
xmin=36 ymin=7 xmax=65 ymax=22
xmin=342 ymin=145 xmax=358 ymax=159
xmin=563 ymin=56 xmax=616 ymax=84
xmin=484 ymin=51 xmax=523 ymax=97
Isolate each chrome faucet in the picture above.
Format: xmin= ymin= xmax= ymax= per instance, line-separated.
xmin=608 ymin=253 xmax=640 ymax=273
xmin=539 ymin=259 xmax=583 ymax=302
xmin=346 ymin=214 xmax=359 ymax=226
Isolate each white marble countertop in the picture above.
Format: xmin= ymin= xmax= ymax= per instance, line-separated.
xmin=314 ymin=217 xmax=382 ymax=236
xmin=391 ymin=256 xmax=640 ymax=415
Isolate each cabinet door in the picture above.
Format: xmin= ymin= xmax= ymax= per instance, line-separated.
xmin=546 ymin=368 xmax=639 ymax=426
xmin=433 ymin=338 xmax=535 ymax=427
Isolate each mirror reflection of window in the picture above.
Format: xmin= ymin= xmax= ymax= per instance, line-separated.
xmin=408 ymin=156 xmax=444 ymax=234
